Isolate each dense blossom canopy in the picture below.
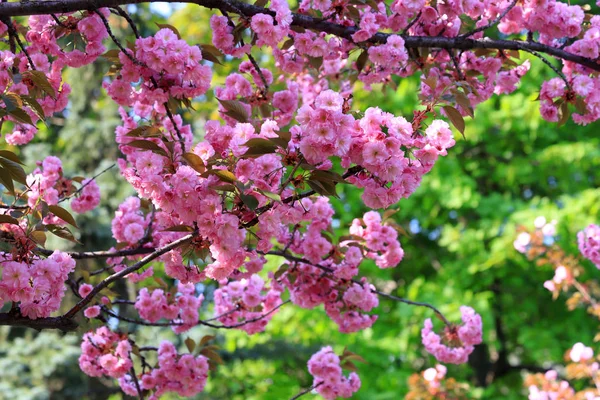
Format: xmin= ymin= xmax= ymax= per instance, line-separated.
xmin=0 ymin=0 xmax=599 ymax=398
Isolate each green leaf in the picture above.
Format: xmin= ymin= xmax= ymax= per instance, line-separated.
xmin=310 ymin=170 xmax=346 ymax=183
xmin=274 ymin=263 xmax=290 ymax=280
xmin=356 ymin=50 xmax=369 ymax=73
xmin=163 ymin=225 xmax=194 ymax=232
xmin=200 ymin=44 xmax=223 ymax=65
xmin=199 ymin=335 xmax=216 ymax=347
xmin=2 ymin=93 xmax=22 ymax=112
xmin=0 ymin=166 xmax=15 ymax=194
xmin=30 ymin=230 xmax=47 ymax=247
xmin=102 ymin=49 xmax=122 ymax=63
xmin=340 ymin=359 xmax=358 ymax=372
xmin=200 ymin=347 xmax=224 ymax=364
xmin=207 ymin=169 xmax=237 ymax=184
xmin=258 ymin=190 xmax=281 ymax=202
xmin=48 ymin=205 xmax=78 ymax=228
xmin=126 ymin=126 xmax=162 ymax=138
xmin=21 ymin=95 xmax=45 ymax=122
xmin=46 ymin=225 xmax=80 ymax=243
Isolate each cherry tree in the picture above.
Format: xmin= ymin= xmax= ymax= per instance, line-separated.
xmin=0 ymin=0 xmax=599 ymax=398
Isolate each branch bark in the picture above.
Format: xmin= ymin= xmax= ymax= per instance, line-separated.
xmin=0 ymin=233 xmax=194 ymax=331
xmin=0 ymin=0 xmax=597 ymax=72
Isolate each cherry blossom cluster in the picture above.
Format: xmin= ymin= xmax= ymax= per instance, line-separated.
xmin=105 ymin=28 xmax=212 ymax=117
xmin=0 ymin=250 xmax=75 ymax=319
xmin=307 ymin=346 xmax=361 ymax=400
xmin=111 ymin=196 xmax=150 ymax=245
xmin=70 ymin=178 xmax=101 ymax=213
xmin=5 ymin=0 xmax=600 ymax=397
xmin=349 ymin=210 xmax=404 ymax=269
xmin=27 ymin=10 xmax=108 ymax=67
xmin=2 ymin=10 xmax=112 ymax=144
xmin=421 ymin=306 xmax=483 ymax=364
xmin=578 ymin=224 xmax=600 ymax=269
xmin=79 ymin=326 xmax=133 ymax=379
xmin=24 ymin=156 xmax=101 ymax=219
xmin=26 ymin=156 xmax=64 ymax=208
xmin=213 ymin=274 xmax=282 ymax=334
xmin=135 ymin=282 xmax=204 ymax=333
xmin=525 ymin=344 xmax=600 ymax=400
xmin=135 ymin=340 xmax=209 ymax=399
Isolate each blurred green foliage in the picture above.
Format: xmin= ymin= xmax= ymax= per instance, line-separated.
xmin=2 ymin=4 xmax=600 ymax=399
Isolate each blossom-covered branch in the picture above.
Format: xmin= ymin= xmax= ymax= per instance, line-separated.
xmin=0 ymin=0 xmax=597 ymax=72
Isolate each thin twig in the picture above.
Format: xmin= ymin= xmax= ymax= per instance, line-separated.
xmin=402 ymin=11 xmax=421 ymax=35
xmin=94 ymin=9 xmax=145 ymax=67
xmin=290 ymin=382 xmax=322 ymax=400
xmin=460 ymin=0 xmax=519 ymax=39
xmin=58 ymin=163 xmax=116 ymax=203
xmin=1 ymin=17 xmax=35 ymax=70
xmin=35 ymin=244 xmax=155 ymax=260
xmin=64 ymin=233 xmax=195 ymax=319
xmin=267 ymin=250 xmax=452 ymax=326
xmin=523 ymin=48 xmax=571 ymax=90
xmin=446 ymin=49 xmax=465 ymax=81
xmin=112 ymin=5 xmax=141 ymax=38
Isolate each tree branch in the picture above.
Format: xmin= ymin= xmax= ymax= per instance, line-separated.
xmin=0 ymin=313 xmax=78 ymax=331
xmin=266 ymin=250 xmax=451 ymax=326
xmin=0 ymin=0 xmax=596 ymax=72
xmin=34 ymin=245 xmax=155 ymax=260
xmin=64 ymin=233 xmax=195 ymax=319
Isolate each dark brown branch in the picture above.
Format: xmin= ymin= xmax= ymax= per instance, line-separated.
xmin=0 ymin=0 xmax=597 ymax=71
xmin=1 ymin=16 xmax=35 ymax=70
xmin=64 ymin=233 xmax=195 ymax=318
xmin=112 ymin=5 xmax=141 ymax=38
xmin=0 ymin=312 xmax=78 ymax=331
xmin=34 ymin=245 xmax=155 ymax=260
xmin=290 ymin=382 xmax=323 ymax=400
xmin=58 ymin=163 xmax=116 ymax=204
xmin=103 ymin=299 xmax=290 ymax=329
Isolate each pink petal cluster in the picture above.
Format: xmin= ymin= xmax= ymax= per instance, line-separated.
xmin=213 ymin=274 xmax=282 ymax=334
xmin=135 ymin=282 xmax=204 ymax=333
xmin=26 ymin=156 xmax=63 ymax=208
xmin=79 ymin=326 xmax=132 ymax=378
xmin=307 ymin=346 xmax=361 ymax=400
xmin=70 ymin=178 xmax=101 ymax=213
xmin=578 ymin=224 xmax=600 ymax=268
xmin=349 ymin=211 xmax=404 ymax=268
xmin=104 ymin=28 xmax=212 ymax=117
xmin=111 ymin=196 xmax=150 ymax=245
xmin=421 ymin=306 xmax=483 ymax=364
xmin=0 ymin=250 xmax=75 ymax=319
xmin=138 ymin=340 xmax=209 ymax=398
